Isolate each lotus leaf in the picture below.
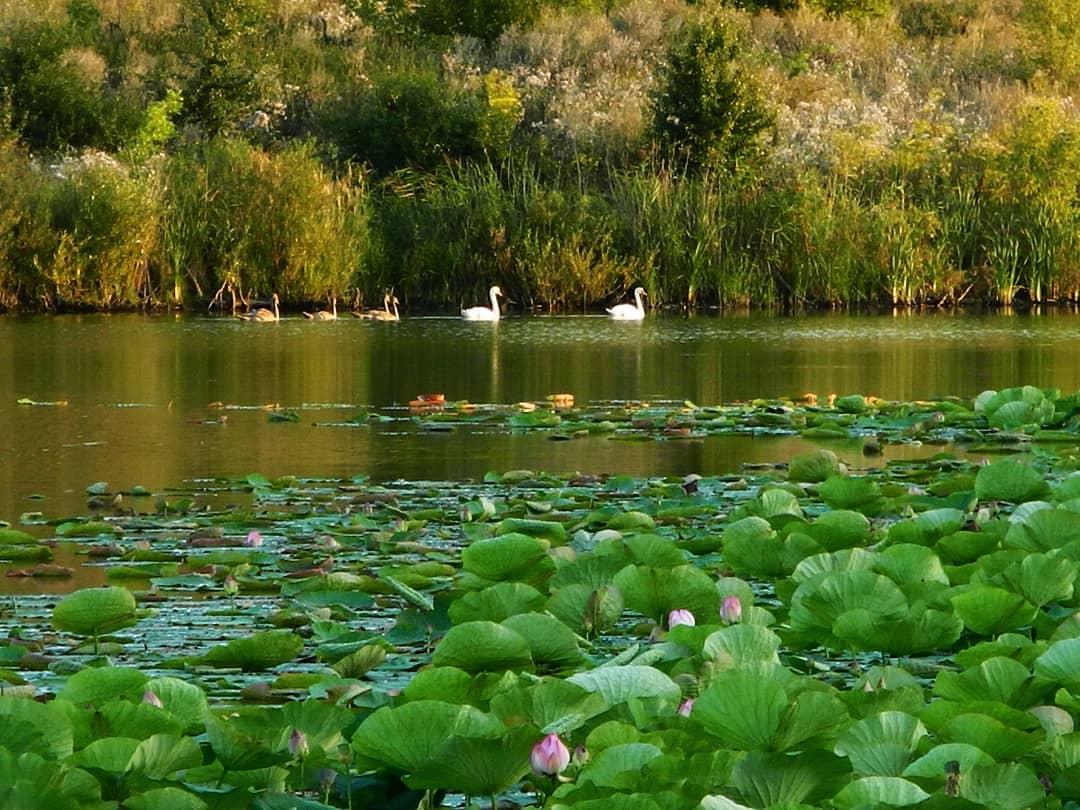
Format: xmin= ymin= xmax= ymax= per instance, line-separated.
xmin=1003 ymin=552 xmax=1077 ymax=606
xmin=831 ymin=607 xmax=963 ymax=655
xmin=607 ymin=511 xmax=656 ymax=532
xmin=578 ymin=742 xmax=663 ymax=788
xmin=461 ymin=533 xmax=553 ymax=583
xmin=99 ymin=700 xmax=182 ymax=739
xmin=772 ymin=689 xmax=851 ymax=752
xmin=1029 ymin=705 xmax=1074 ymax=737
xmin=789 ymin=570 xmax=908 ymax=648
xmin=613 ymin=564 xmax=721 ymax=623
xmin=957 ymin=762 xmax=1047 ymax=807
xmin=951 ymin=585 xmax=1038 ymax=636
xmin=622 ymin=534 xmax=689 ymax=568
xmin=933 ymin=657 xmax=1032 ymax=706
xmin=789 ymin=449 xmax=843 ymax=482
xmin=547 ymin=583 xmax=624 ymax=637
xmin=791 ymin=548 xmax=876 ymax=584
xmin=431 ymin=621 xmax=533 ymax=672
xmin=145 ymin=677 xmax=209 ymax=734
xmin=1034 ymin=638 xmax=1080 ymax=691
xmin=975 ymin=458 xmax=1049 ymax=503
xmin=203 ymin=711 xmax=291 ymax=773
xmin=818 ymin=475 xmax=884 ymax=513
xmin=0 ymin=696 xmax=74 ymax=759
xmin=567 ymin=665 xmax=681 ymax=713
xmin=58 ymin=666 xmax=147 ymax=706
xmin=835 ymin=711 xmax=926 ymax=777
xmin=887 ymin=507 xmax=967 ymax=546
xmin=937 ymin=713 xmax=1045 ymax=759
xmin=874 ymin=544 xmax=949 ymax=587
xmin=901 ymin=742 xmax=994 ymax=778
xmin=692 ymin=670 xmax=787 ymax=750
xmin=69 ymin=736 xmax=140 ymax=773
xmin=496 ymin=517 xmax=567 ymax=544
xmin=1005 ymin=507 xmax=1080 ymax=551
xmin=448 ymin=582 xmax=546 ymax=624
xmin=721 ymin=517 xmax=787 ymax=578
xmin=201 ymin=629 xmax=304 ymax=671
xmin=701 ymin=624 xmax=781 ymax=669
xmin=755 ymin=487 xmax=805 ymax=523
xmin=832 ymin=776 xmax=929 ymax=808
xmin=51 ymin=586 xmax=138 ymax=640
xmin=406 ymin=724 xmax=537 ymax=796
xmin=549 ymin=554 xmax=629 ymax=590
xmin=501 ymin=612 xmax=585 ymax=669
xmin=353 ymin=700 xmax=508 ymax=775
xmin=0 ymin=528 xmax=36 ymax=544
xmin=804 ymin=509 xmax=870 ymax=551
xmin=699 ymin=797 xmax=755 ymax=810
xmin=124 ymin=787 xmax=208 ymax=810
xmin=333 ymin=644 xmax=386 ymax=678
xmin=55 ymin=520 xmax=119 ymax=538
xmin=127 ymin=733 xmax=204 ymax=779
xmin=489 ymin=678 xmax=607 ymax=734
xmin=730 ymin=749 xmax=851 ymax=807
xmin=936 ymin=529 xmax=1001 ymax=564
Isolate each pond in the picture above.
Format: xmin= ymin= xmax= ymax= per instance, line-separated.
xmin=3 ymin=309 xmax=1080 ymax=529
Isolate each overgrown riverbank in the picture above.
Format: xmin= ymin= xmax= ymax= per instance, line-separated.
xmin=1 ymin=0 xmax=1078 ymax=312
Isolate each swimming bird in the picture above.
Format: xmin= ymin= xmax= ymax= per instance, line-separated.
xmin=303 ymin=297 xmax=338 ymax=320
xmin=462 ymin=285 xmax=503 ymax=321
xmin=242 ymin=293 xmax=280 ymax=322
xmin=355 ymin=293 xmax=400 ymax=321
xmin=606 ymin=286 xmax=647 ymax=320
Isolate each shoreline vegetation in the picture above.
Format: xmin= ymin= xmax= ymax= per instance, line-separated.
xmin=0 ymin=0 xmax=1078 ymax=314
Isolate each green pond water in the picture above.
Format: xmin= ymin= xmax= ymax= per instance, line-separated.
xmin=2 ymin=308 xmax=1080 ymax=596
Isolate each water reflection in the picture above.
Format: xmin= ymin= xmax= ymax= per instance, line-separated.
xmin=3 ymin=311 xmax=1080 ymax=525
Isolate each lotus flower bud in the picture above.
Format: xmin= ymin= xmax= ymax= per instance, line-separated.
xmin=318 ymin=768 xmax=337 ymax=791
xmin=668 ymin=609 xmax=695 ymax=628
xmin=143 ymin=689 xmax=163 ymax=708
xmin=289 ymin=728 xmax=309 ymax=759
xmin=678 ymin=698 xmax=695 ymax=717
xmin=223 ymin=575 xmax=239 ymax=596
xmin=530 ymin=733 xmax=570 ymax=777
xmin=244 ymin=530 xmax=263 ymax=547
xmin=720 ymin=595 xmax=742 ymax=624
xmin=572 ymin=744 xmax=589 ymax=767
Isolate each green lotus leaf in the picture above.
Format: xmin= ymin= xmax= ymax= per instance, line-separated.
xmin=975 ymin=458 xmax=1049 ymax=503
xmin=835 ymin=711 xmax=926 ymax=777
xmin=933 ymin=656 xmax=1032 ymax=706
xmin=145 ymin=677 xmax=209 ymax=735
xmin=958 ymin=762 xmax=1047 ymax=807
xmin=546 ymin=582 xmax=624 ymax=637
xmin=1029 ymin=705 xmax=1074 ymax=737
xmin=203 ymin=711 xmax=291 ymax=773
xmin=722 ymin=517 xmax=787 ymax=578
xmin=832 ymin=776 xmax=929 ymax=809
xmin=805 ymin=509 xmax=871 ymax=551
xmin=567 ymin=665 xmax=681 ymax=713
xmin=55 ymin=520 xmax=120 ymax=538
xmin=607 ymin=511 xmax=656 ymax=532
xmin=936 ymin=529 xmax=1001 ymax=564
xmin=819 ymin=475 xmax=884 ymax=513
xmin=699 ymin=796 xmax=755 ymax=810
xmin=789 ymin=449 xmax=843 ymax=483
xmin=461 ymin=532 xmax=553 ymax=583
xmin=352 ymin=700 xmax=504 ymax=773
xmin=692 ymin=670 xmax=787 ymax=750
xmin=52 ymin=586 xmax=137 ymax=638
xmin=792 ymin=548 xmax=876 ymax=584
xmin=449 ymin=582 xmax=546 ymax=624
xmin=622 ymin=534 xmax=689 ymax=568
xmin=58 ymin=666 xmax=148 ymax=706
xmin=1034 ymin=638 xmax=1080 ymax=691
xmin=1005 ymin=507 xmax=1080 ymax=552
xmin=789 ymin=570 xmax=908 ymax=644
xmin=69 ymin=736 xmax=140 ymax=774
xmin=730 ymin=749 xmax=851 ymax=807
xmin=0 ymin=528 xmax=36 ymax=544
xmin=0 ymin=748 xmax=102 ymax=806
xmin=332 ymin=644 xmax=386 ymax=679
xmin=702 ymin=624 xmax=782 ymax=669
xmin=501 ymin=612 xmax=585 ymax=669
xmin=127 ymin=733 xmax=204 ymax=779
xmin=201 ymin=629 xmax=304 ymax=671
xmin=402 ymin=666 xmax=474 ymax=703
xmin=757 ymin=487 xmax=804 ymax=522
xmin=123 ymin=787 xmax=207 ymax=810
xmin=613 ymin=563 xmax=721 ymax=624
xmin=874 ymin=544 xmax=949 ymax=586
xmin=488 ymin=678 xmax=607 ymax=735
xmin=578 ymin=742 xmax=663 ymax=789
xmin=407 ymin=725 xmax=537 ymax=796
xmin=888 ymin=507 xmax=967 ymax=546
xmin=1003 ymin=552 xmax=1077 ymax=606
xmin=496 ymin=517 xmax=567 ymax=544
xmin=0 ymin=696 xmax=74 ymax=759
xmin=937 ymin=713 xmax=1045 ymax=760
xmin=549 ymin=554 xmax=629 ymax=589
xmin=772 ymin=689 xmax=851 ymax=752
xmin=951 ymin=585 xmax=1038 ymax=636
xmin=431 ymin=621 xmax=533 ymax=673
xmin=832 ymin=607 xmax=963 ymax=655
xmin=282 ymin=699 xmax=355 ymax=755
xmin=901 ymin=742 xmax=994 ymax=778
xmin=99 ymin=700 xmax=182 ymax=740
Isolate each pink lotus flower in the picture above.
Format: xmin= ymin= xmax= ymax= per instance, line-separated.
xmin=244 ymin=530 xmax=263 ymax=547
xmin=720 ymin=595 xmax=743 ymax=624
xmin=530 ymin=733 xmax=570 ymax=776
xmin=142 ymin=689 xmax=163 ymax=708
xmin=668 ymin=609 xmax=696 ymax=628
xmin=678 ymin=698 xmax=695 ymax=717
xmin=289 ymin=728 xmax=309 ymax=759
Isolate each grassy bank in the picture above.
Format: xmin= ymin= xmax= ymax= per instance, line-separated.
xmin=0 ymin=0 xmax=1077 ymax=312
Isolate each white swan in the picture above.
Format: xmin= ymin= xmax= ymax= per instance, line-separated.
xmin=356 ymin=293 xmax=400 ymax=321
xmin=462 ymin=285 xmax=503 ymax=321
xmin=606 ymin=286 xmax=647 ymax=320
xmin=303 ymin=297 xmax=337 ymax=320
xmin=241 ymin=293 xmax=280 ymax=322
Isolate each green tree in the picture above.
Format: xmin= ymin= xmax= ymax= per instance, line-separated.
xmin=650 ymin=19 xmax=773 ymax=175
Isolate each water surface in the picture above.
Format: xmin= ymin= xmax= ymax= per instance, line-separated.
xmin=3 ymin=310 xmax=1080 ymax=524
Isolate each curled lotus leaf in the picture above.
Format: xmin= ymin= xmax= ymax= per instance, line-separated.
xmin=792 ymin=548 xmax=876 ymax=585
xmin=622 ymin=534 xmax=689 ymax=568
xmin=461 ymin=532 xmax=553 ymax=583
xmin=888 ymin=508 xmax=967 ymax=546
xmin=789 ymin=570 xmax=908 ymax=642
xmin=951 ymin=585 xmax=1038 ymax=637
xmin=449 ymin=582 xmax=546 ymax=624
xmin=832 ymin=776 xmax=929 ymax=809
xmin=835 ymin=711 xmax=927 ymax=777
xmin=901 ymin=742 xmax=994 ymax=779
xmin=501 ymin=612 xmax=585 ymax=669
xmin=546 ymin=582 xmax=624 ymax=636
xmin=805 ymin=510 xmax=871 ymax=551
xmin=722 ymin=517 xmax=786 ymax=578
xmin=1003 ymin=553 xmax=1077 ymax=606
xmin=975 ymin=459 xmax=1050 ymax=504
xmin=201 ymin=629 xmax=304 ymax=672
xmin=693 ymin=670 xmax=787 ymax=750
xmin=1034 ymin=638 xmax=1080 ymax=692
xmin=0 ymin=528 xmax=37 ymax=545
xmin=1004 ymin=507 xmax=1080 ymax=552
xmin=431 ymin=620 xmax=533 ymax=673
xmin=789 ymin=449 xmax=843 ymax=483
xmin=496 ymin=517 xmax=567 ymax=544
xmin=873 ymin=544 xmax=949 ymax=587
xmin=613 ymin=563 xmax=720 ymax=624
xmin=819 ymin=475 xmax=885 ymax=513
xmin=52 ymin=586 xmax=137 ymax=638
xmin=730 ymin=749 xmax=851 ymax=807
xmin=702 ymin=624 xmax=782 ymax=669
xmin=956 ymin=762 xmax=1048 ymax=807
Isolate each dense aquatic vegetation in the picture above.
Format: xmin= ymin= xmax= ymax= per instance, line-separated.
xmin=7 ymin=386 xmax=1080 ymax=806
xmin=0 ymin=0 xmax=1078 ymax=312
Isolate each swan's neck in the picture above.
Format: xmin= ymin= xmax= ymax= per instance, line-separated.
xmin=490 ymin=289 xmax=500 ymax=314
